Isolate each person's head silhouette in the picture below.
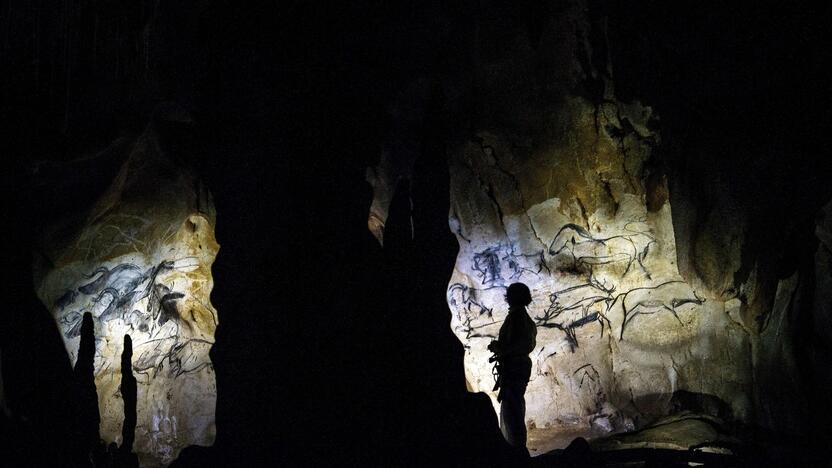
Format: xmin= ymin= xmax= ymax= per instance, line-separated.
xmin=505 ymin=282 xmax=532 ymax=308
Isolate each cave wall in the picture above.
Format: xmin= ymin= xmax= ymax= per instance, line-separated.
xmin=4 ymin=0 xmax=832 ymax=465
xmin=32 ymin=119 xmax=218 ymax=466
xmin=368 ymin=0 xmax=832 ymax=455
xmin=442 ymin=3 xmax=753 ymax=452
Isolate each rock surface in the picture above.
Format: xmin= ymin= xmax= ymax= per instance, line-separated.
xmin=589 ymin=412 xmax=738 ymax=453
xmin=445 ymin=101 xmax=752 ymax=453
xmin=33 ymin=122 xmax=218 ymax=467
xmin=370 ymin=0 xmax=758 ymax=455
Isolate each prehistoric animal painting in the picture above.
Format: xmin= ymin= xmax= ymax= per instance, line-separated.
xmin=54 ymin=258 xmax=212 ymax=378
xmin=615 ymin=280 xmax=705 ymax=340
xmin=548 ymin=222 xmax=655 ymax=278
xmin=472 ymin=242 xmax=548 ymax=286
xmin=447 ymin=283 xmax=500 ymax=340
xmin=450 ymin=222 xmax=704 ymax=354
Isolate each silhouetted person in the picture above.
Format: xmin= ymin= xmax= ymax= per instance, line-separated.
xmin=74 ymin=312 xmax=101 ymax=464
xmin=488 ymin=283 xmax=537 ymax=455
xmin=120 ymin=334 xmax=139 ymax=467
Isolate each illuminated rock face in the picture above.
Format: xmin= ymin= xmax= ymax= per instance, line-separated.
xmin=446 ymin=101 xmax=752 ymax=452
xmin=448 ymin=130 xmax=753 ymax=450
xmin=34 ymin=124 xmax=218 ymax=466
xmin=362 ymin=1 xmax=779 ymax=454
xmin=437 ymin=8 xmax=753 ymax=454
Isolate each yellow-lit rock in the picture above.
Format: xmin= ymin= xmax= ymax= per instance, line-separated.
xmin=443 ymin=93 xmax=752 ymax=455
xmin=437 ymin=8 xmax=752 ymax=455
xmin=366 ymin=0 xmax=760 ymax=455
xmin=33 ymin=123 xmax=218 ymax=467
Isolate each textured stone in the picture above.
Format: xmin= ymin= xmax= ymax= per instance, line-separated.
xmin=691 ymin=199 xmax=746 ymax=297
xmin=751 ymin=272 xmax=806 ymax=435
xmin=590 ymin=412 xmax=738 ymax=453
xmin=444 ymin=98 xmax=752 ymax=453
xmin=33 ymin=123 xmax=218 ymax=467
xmin=368 ymin=3 xmax=755 ymax=455
xmin=428 ymin=6 xmax=762 ymax=453
xmin=362 ymin=0 xmax=813 ymax=457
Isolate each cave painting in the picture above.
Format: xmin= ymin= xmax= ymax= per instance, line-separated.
xmin=446 ymin=103 xmax=751 ymax=454
xmin=55 ymin=258 xmax=214 ymax=379
xmin=34 ymin=124 xmax=219 ymax=467
xmin=356 ymin=2 xmax=759 ymax=454
xmin=450 ymin=220 xmax=707 ymax=350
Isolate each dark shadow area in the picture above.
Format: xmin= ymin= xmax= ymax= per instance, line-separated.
xmin=377 ymin=87 xmax=517 ymax=466
xmin=0 ymin=151 xmax=85 ymax=466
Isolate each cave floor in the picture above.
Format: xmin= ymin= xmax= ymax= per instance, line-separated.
xmin=528 ymin=427 xmax=604 ymax=456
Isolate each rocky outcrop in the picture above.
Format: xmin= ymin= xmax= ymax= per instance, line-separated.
xmin=32 ymin=119 xmax=218 ymax=467
xmin=369 ymin=0 xmax=765 ymax=456
xmin=441 ymin=19 xmax=753 ymax=451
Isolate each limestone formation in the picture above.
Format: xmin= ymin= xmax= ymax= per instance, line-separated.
xmin=33 ymin=122 xmax=218 ymax=467
xmin=369 ymin=1 xmax=755 ymax=455
xmin=445 ymin=96 xmax=752 ymax=454
xmin=590 ymin=412 xmax=739 ymax=453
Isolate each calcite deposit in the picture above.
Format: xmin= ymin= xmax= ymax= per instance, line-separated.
xmin=33 ymin=123 xmax=218 ymax=466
